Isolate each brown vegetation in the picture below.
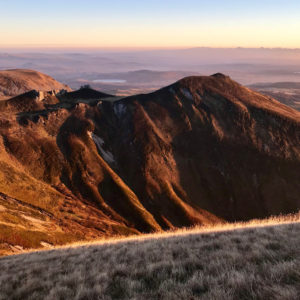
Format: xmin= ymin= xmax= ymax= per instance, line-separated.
xmin=0 ymin=72 xmax=299 ymax=254
xmin=0 ymin=219 xmax=299 ymax=299
xmin=0 ymin=69 xmax=70 ymax=99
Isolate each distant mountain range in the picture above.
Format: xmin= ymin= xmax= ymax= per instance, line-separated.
xmin=1 ymin=48 xmax=300 ymax=88
xmin=0 ymin=70 xmax=299 ymax=255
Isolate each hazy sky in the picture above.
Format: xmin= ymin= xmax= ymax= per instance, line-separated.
xmin=1 ymin=0 xmax=299 ymax=48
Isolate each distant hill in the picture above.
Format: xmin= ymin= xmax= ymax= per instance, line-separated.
xmin=67 ymin=70 xmax=201 ymax=96
xmin=250 ymin=82 xmax=300 ymax=89
xmin=0 ymin=69 xmax=71 ymax=100
xmin=249 ymin=81 xmax=300 ymax=111
xmin=61 ymin=87 xmax=113 ymax=102
xmin=0 ymin=71 xmax=299 ymax=254
xmin=90 ymin=70 xmax=201 ymax=84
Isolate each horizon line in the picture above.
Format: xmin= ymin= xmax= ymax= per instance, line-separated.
xmin=1 ymin=46 xmax=300 ymax=51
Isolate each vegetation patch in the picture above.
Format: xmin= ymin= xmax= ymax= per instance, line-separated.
xmin=0 ymin=222 xmax=299 ymax=299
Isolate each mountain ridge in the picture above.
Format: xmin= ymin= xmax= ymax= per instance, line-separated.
xmin=0 ymin=71 xmax=299 ymax=254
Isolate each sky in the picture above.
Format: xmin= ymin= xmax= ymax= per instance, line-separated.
xmin=0 ymin=0 xmax=300 ymax=48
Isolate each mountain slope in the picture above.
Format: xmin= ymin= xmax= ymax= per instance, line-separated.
xmin=107 ymin=74 xmax=300 ymax=225
xmin=0 ymin=73 xmax=299 ymax=253
xmin=0 ymin=69 xmax=71 ymax=100
xmin=249 ymin=82 xmax=300 ymax=112
xmin=1 ymin=220 xmax=299 ymax=299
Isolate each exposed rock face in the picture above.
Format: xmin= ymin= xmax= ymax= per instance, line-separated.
xmin=0 ymin=69 xmax=71 ymax=99
xmin=37 ymin=91 xmax=44 ymax=101
xmin=34 ymin=90 xmax=67 ymax=102
xmin=0 ymin=73 xmax=299 ymax=252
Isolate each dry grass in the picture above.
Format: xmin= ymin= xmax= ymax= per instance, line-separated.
xmin=0 ymin=215 xmax=300 ymax=300
xmin=21 ymin=212 xmax=299 ymax=251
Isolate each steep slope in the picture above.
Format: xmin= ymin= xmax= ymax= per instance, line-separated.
xmin=0 ymin=92 xmax=160 ymax=254
xmin=0 ymin=69 xmax=71 ymax=100
xmin=0 ymin=73 xmax=299 ymax=253
xmin=108 ymin=74 xmax=300 ymax=225
xmin=262 ymin=91 xmax=300 ymax=111
xmin=249 ymin=82 xmax=300 ymax=112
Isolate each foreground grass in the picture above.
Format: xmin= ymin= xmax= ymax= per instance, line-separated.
xmin=0 ymin=219 xmax=300 ymax=300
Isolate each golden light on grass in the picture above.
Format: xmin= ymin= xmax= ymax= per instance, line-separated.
xmin=15 ymin=212 xmax=300 ymax=256
xmin=1 ymin=213 xmax=300 ymax=299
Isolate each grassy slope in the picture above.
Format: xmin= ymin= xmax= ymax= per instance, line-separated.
xmin=0 ymin=100 xmax=158 ymax=254
xmin=0 ymin=69 xmax=70 ymax=98
xmin=0 ymin=218 xmax=299 ymax=300
xmin=0 ymin=138 xmax=80 ymax=255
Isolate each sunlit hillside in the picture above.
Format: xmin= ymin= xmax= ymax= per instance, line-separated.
xmin=1 ymin=73 xmax=300 ymax=258
xmin=0 ymin=214 xmax=299 ymax=300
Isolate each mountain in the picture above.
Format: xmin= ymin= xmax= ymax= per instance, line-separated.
xmin=108 ymin=74 xmax=300 ymax=225
xmin=0 ymin=72 xmax=299 ymax=253
xmin=0 ymin=69 xmax=71 ymax=100
xmin=60 ymin=87 xmax=113 ymax=102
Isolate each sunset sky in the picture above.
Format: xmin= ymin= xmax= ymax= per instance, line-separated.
xmin=1 ymin=0 xmax=299 ymax=48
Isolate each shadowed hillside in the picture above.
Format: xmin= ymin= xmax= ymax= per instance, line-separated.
xmin=0 ymin=72 xmax=299 ymax=254
xmin=108 ymin=74 xmax=300 ymax=225
xmin=60 ymin=87 xmax=113 ymax=102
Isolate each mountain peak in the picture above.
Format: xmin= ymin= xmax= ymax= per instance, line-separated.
xmin=164 ymin=74 xmax=300 ymax=123
xmin=61 ymin=87 xmax=113 ymax=102
xmin=211 ymin=72 xmax=229 ymax=79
